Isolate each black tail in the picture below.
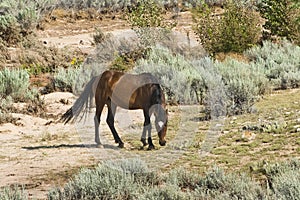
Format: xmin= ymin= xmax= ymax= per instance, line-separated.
xmin=61 ymin=76 xmax=98 ymax=124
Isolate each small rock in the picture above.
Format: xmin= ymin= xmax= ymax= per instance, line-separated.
xmin=242 ymin=131 xmax=256 ymax=141
xmin=297 ymin=118 xmax=300 ymax=123
xmin=297 ymin=128 xmax=300 ymax=132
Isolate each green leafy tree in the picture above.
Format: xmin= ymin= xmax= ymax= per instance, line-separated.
xmin=258 ymin=0 xmax=300 ymax=44
xmin=193 ymin=0 xmax=261 ymax=55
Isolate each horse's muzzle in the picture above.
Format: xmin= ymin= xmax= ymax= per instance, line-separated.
xmin=159 ymin=140 xmax=166 ymax=146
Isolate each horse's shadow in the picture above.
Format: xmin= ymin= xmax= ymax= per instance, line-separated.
xmin=22 ymin=143 xmax=120 ymax=150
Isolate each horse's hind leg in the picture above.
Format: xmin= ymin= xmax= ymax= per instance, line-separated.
xmin=94 ymin=101 xmax=105 ymax=145
xmin=106 ymin=101 xmax=124 ymax=148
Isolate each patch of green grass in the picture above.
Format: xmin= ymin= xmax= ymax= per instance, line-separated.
xmin=211 ymin=147 xmax=231 ymax=155
xmin=257 ymin=133 xmax=274 ymax=143
xmin=264 ymin=143 xmax=284 ymax=151
xmin=171 ymin=89 xmax=300 ymax=173
xmin=37 ymin=131 xmax=70 ymax=143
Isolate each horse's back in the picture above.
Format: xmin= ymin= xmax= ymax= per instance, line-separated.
xmin=100 ymin=70 xmax=158 ymax=89
xmin=97 ymin=70 xmax=163 ymax=109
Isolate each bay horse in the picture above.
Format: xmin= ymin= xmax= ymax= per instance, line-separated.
xmin=61 ymin=70 xmax=168 ymax=150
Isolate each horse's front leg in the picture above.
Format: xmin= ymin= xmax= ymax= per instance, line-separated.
xmin=141 ymin=126 xmax=148 ymax=147
xmin=141 ymin=125 xmax=154 ymax=150
xmin=106 ymin=101 xmax=124 ymax=148
xmin=142 ymin=109 xmax=154 ymax=150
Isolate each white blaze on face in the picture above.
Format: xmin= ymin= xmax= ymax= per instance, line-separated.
xmin=158 ymin=121 xmax=164 ymax=128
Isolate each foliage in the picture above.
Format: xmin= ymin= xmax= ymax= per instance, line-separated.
xmin=166 ymin=168 xmax=201 ymax=190
xmin=188 ymin=0 xmax=260 ymax=7
xmin=126 ymin=0 xmax=176 ymax=47
xmin=53 ymin=0 xmax=179 ymax=13
xmin=258 ymin=0 xmax=300 ymax=45
xmin=194 ymin=167 xmax=265 ymax=199
xmin=92 ymin=27 xmax=112 ymax=45
xmin=48 ymin=158 xmax=159 ymax=200
xmin=272 ymin=169 xmax=300 ymax=199
xmin=134 ymin=46 xmax=206 ymax=104
xmin=0 ymin=0 xmax=54 ymax=45
xmin=0 ymin=97 xmax=14 ymax=124
xmin=259 ymin=159 xmax=300 ymax=199
xmin=0 ymin=68 xmax=31 ymax=101
xmin=216 ymin=58 xmax=269 ymax=115
xmin=47 ymin=158 xmax=270 ymax=200
xmin=135 ymin=42 xmax=272 ymax=116
xmin=53 ymin=67 xmax=82 ymax=92
xmin=0 ymin=186 xmax=28 ymax=200
xmin=245 ymin=39 xmax=300 ymax=90
xmin=141 ymin=184 xmax=191 ymax=200
xmin=193 ymin=0 xmax=261 ymax=55
xmin=0 ymin=68 xmax=44 ymax=123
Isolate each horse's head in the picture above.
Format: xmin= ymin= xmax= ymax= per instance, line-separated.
xmin=154 ymin=106 xmax=168 ymax=146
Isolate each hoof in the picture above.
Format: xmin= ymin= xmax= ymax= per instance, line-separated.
xmin=147 ymin=145 xmax=155 ymax=150
xmin=141 ymin=138 xmax=148 ymax=146
xmin=95 ymin=140 xmax=101 ymax=145
xmin=139 ymin=146 xmax=144 ymax=150
xmin=118 ymin=143 xmax=124 ymax=148
xmin=96 ymin=144 xmax=104 ymax=148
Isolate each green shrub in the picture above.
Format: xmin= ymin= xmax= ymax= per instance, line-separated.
xmin=0 ymin=186 xmax=28 ymax=200
xmin=44 ymin=158 xmax=300 ymax=199
xmin=258 ymin=0 xmax=300 ymax=45
xmin=215 ymin=59 xmax=269 ymax=115
xmin=134 ymin=46 xmax=206 ymax=104
xmin=193 ymin=0 xmax=261 ymax=55
xmin=0 ymin=68 xmax=31 ymax=101
xmin=48 ymin=158 xmax=158 ymax=200
xmin=53 ymin=67 xmax=81 ymax=92
xmin=245 ymin=39 xmax=300 ymax=89
xmin=134 ymin=46 xmax=228 ymax=118
xmin=259 ymin=159 xmax=300 ymax=199
xmin=166 ymin=168 xmax=201 ymax=190
xmin=0 ymin=0 xmax=53 ymax=45
xmin=195 ymin=167 xmax=265 ymax=200
xmin=141 ymin=184 xmax=191 ymax=200
xmin=0 ymin=68 xmax=43 ymax=122
xmin=0 ymin=97 xmax=15 ymax=124
xmin=272 ymin=170 xmax=300 ymax=199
